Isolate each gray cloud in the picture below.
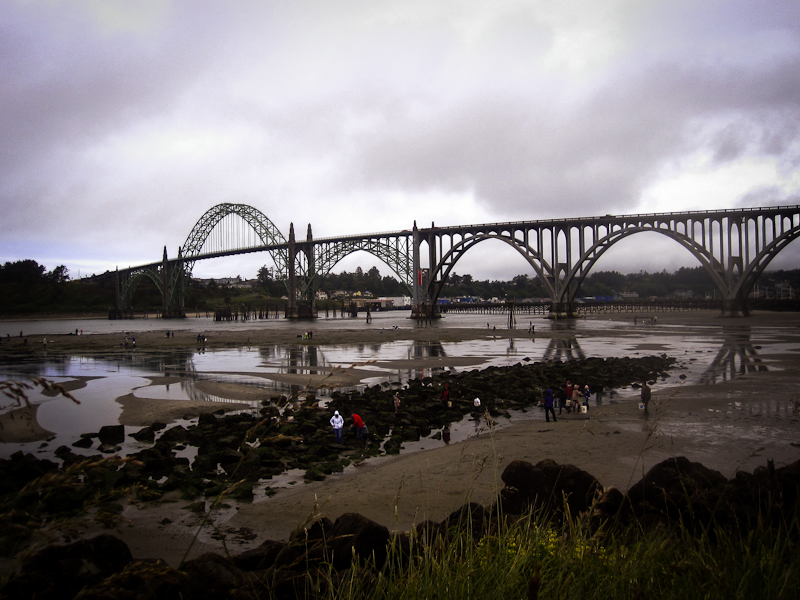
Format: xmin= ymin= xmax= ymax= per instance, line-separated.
xmin=1 ymin=0 xmax=799 ymax=279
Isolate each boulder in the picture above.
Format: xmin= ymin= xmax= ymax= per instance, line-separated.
xmin=97 ymin=424 xmax=125 ymax=445
xmin=234 ymin=539 xmax=302 ymax=571
xmin=1 ymin=534 xmax=132 ymax=599
xmin=159 ymin=425 xmax=189 ymax=443
xmin=70 ymin=559 xmax=185 ymax=600
xmin=624 ymin=456 xmax=728 ymax=529
xmin=441 ymin=502 xmax=490 ymax=538
xmin=0 ymin=452 xmax=59 ymax=495
xmin=180 ymin=552 xmax=261 ymax=600
xmin=291 ymin=516 xmax=333 ymax=543
xmin=498 ymin=459 xmax=601 ymax=519
xmin=72 ymin=434 xmax=94 ymax=448
xmin=324 ymin=512 xmax=391 ymax=571
xmin=775 ymin=459 xmax=800 ymax=517
xmin=129 ymin=426 xmax=156 ymax=442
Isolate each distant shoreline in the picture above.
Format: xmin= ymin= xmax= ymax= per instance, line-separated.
xmin=0 ymin=312 xmax=108 ymax=322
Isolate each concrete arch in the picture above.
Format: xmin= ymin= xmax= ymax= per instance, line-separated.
xmin=120 ymin=268 xmax=162 ymax=309
xmin=427 ymin=232 xmax=553 ymax=305
xmin=555 ymin=214 xmax=800 ymax=316
xmin=733 ymin=225 xmax=800 ymax=296
xmin=564 ymin=226 xmax=728 ymax=302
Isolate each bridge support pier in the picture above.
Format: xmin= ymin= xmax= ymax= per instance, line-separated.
xmin=547 ymin=302 xmax=579 ymax=320
xmin=721 ymin=297 xmax=750 ymax=318
xmin=411 ymin=303 xmax=440 ymax=319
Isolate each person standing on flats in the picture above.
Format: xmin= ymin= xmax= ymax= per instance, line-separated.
xmin=543 ymin=388 xmax=557 ymax=423
xmin=330 ymin=410 xmax=344 ymax=444
xmin=557 ymin=386 xmax=568 ymax=415
xmin=571 ymin=385 xmax=582 ymax=414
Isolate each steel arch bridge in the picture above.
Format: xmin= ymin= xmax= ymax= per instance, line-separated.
xmin=116 ymin=204 xmax=290 ymax=316
xmin=115 ymin=204 xmax=800 ymax=319
xmin=115 ymin=204 xmax=416 ymax=317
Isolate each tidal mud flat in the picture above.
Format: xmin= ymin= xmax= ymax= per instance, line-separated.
xmin=1 ymin=310 xmax=799 ymax=568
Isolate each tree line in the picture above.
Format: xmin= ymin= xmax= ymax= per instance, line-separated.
xmin=3 ymin=257 xmax=799 ymax=316
xmin=0 ymin=259 xmax=70 ymax=285
xmin=255 ymin=263 xmax=800 ymax=301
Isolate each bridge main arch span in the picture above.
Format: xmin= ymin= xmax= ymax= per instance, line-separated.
xmin=118 ymin=203 xmax=293 ymax=316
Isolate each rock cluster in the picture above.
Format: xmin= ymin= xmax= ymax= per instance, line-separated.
xmin=3 ymin=456 xmax=799 ymax=599
xmin=56 ymin=354 xmax=677 ymax=503
xmin=498 ymin=456 xmax=800 ymax=533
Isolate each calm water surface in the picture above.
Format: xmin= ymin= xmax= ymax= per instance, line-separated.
xmin=1 ymin=312 xmax=797 ymax=460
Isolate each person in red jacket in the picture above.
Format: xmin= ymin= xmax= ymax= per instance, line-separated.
xmin=441 ymin=384 xmax=451 ymax=406
xmin=351 ymin=413 xmax=367 ymax=440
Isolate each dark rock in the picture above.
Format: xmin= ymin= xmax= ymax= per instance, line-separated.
xmin=414 ymin=519 xmax=446 ymax=543
xmin=180 ymin=552 xmax=261 ymax=600
xmin=0 ymin=452 xmax=59 ymax=495
xmin=624 ymin=456 xmax=728 ymax=529
xmin=129 ymin=426 xmax=156 ymax=442
xmin=775 ymin=459 xmax=800 ymax=516
xmin=126 ymin=442 xmax=178 ymax=479
xmin=717 ymin=469 xmax=770 ymax=527
xmin=97 ymin=424 xmax=125 ymax=445
xmin=442 ymin=502 xmax=490 ymax=537
xmin=589 ymin=486 xmax=625 ymax=531
xmin=324 ymin=512 xmax=391 ymax=570
xmin=234 ymin=539 xmax=302 ymax=571
xmin=197 ymin=412 xmax=217 ymax=426
xmin=291 ymin=516 xmax=333 ymax=543
xmin=159 ymin=425 xmax=189 ymax=443
xmin=498 ymin=459 xmax=601 ymax=518
xmin=1 ymin=534 xmax=132 ymax=600
xmin=75 ymin=559 xmax=185 ymax=600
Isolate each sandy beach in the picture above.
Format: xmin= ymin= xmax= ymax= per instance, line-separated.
xmin=3 ymin=311 xmax=800 ymax=567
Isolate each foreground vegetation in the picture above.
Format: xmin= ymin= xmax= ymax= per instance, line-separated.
xmin=316 ymin=514 xmax=799 ymax=600
xmin=2 ymin=453 xmax=797 ymax=599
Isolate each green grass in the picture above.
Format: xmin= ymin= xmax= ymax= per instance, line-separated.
xmin=309 ymin=510 xmax=799 ymax=600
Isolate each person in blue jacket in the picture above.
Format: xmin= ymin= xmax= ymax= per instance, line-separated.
xmin=543 ymin=388 xmax=557 ymax=423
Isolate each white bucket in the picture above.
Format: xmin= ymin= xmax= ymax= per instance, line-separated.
xmin=581 ymin=405 xmax=588 ymax=414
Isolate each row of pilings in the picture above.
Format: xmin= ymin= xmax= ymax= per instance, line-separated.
xmin=213 ymin=304 xmax=286 ymax=321
xmin=438 ymin=299 xmax=724 ymax=316
xmin=212 ymin=301 xmax=363 ymax=321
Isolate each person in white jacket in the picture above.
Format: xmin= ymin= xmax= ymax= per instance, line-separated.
xmin=330 ymin=410 xmax=344 ymax=444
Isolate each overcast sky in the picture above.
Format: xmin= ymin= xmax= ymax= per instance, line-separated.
xmin=2 ymin=0 xmax=799 ymax=282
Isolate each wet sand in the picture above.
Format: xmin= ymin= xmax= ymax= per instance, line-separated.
xmin=4 ymin=311 xmax=800 ymax=566
xmin=9 ymin=309 xmax=800 ymax=352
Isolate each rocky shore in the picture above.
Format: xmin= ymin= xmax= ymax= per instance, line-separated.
xmin=1 ymin=311 xmax=800 ymax=582
xmin=2 ymin=454 xmax=799 ymax=599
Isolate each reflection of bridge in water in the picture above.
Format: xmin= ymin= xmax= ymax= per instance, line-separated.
xmin=699 ymin=326 xmax=768 ymax=385
xmin=542 ymin=322 xmax=587 ymax=362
